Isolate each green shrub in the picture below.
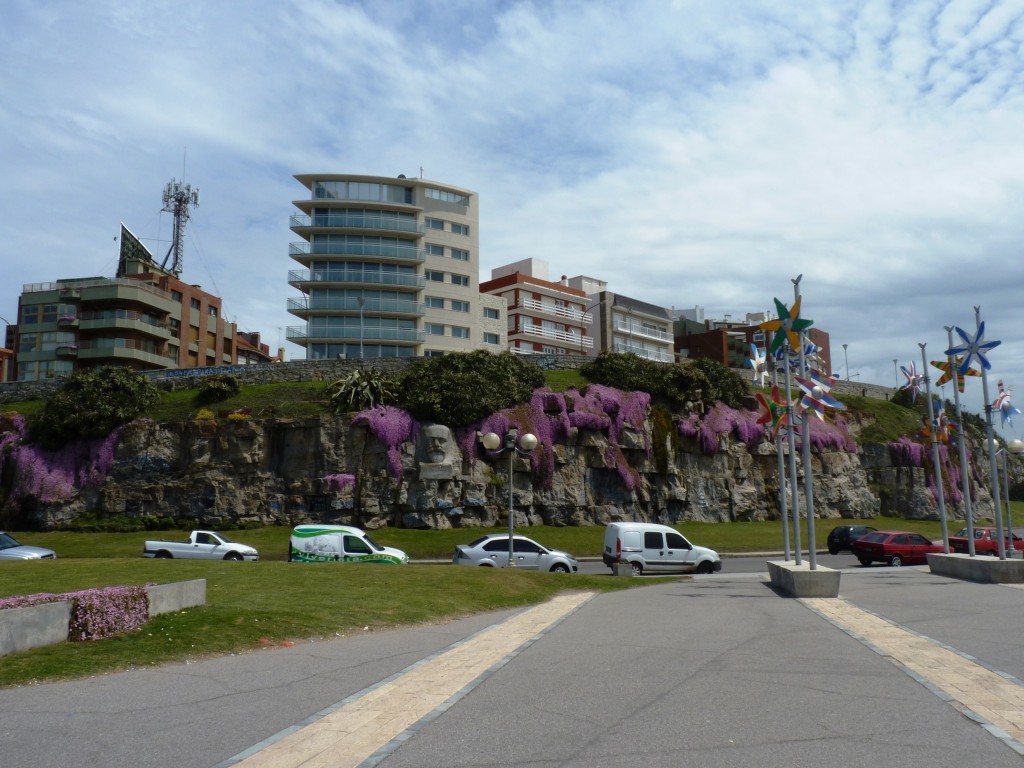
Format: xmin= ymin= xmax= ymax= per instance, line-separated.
xmin=30 ymin=367 xmax=158 ymax=449
xmin=398 ymin=351 xmax=545 ymax=425
xmin=685 ymin=357 xmax=749 ymax=409
xmin=194 ymin=374 xmax=241 ymax=405
xmin=328 ymin=367 xmax=398 ymax=413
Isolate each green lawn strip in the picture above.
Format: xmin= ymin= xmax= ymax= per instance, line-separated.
xmin=0 ymin=559 xmax=647 ymax=688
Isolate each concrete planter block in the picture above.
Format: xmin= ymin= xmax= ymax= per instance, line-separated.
xmin=145 ymin=579 xmax=207 ymax=617
xmin=928 ymin=553 xmax=1024 ymax=583
xmin=767 ymin=560 xmax=841 ymax=598
xmin=0 ymin=600 xmax=72 ymax=656
xmin=613 ymin=562 xmax=634 ymax=577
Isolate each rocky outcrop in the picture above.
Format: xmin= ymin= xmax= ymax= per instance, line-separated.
xmin=9 ymin=407 xmax=999 ymax=532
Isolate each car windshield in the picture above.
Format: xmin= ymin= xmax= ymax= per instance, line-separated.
xmin=0 ymin=533 xmax=21 ymax=550
xmin=362 ymin=534 xmax=384 ymax=552
xmin=859 ymin=532 xmax=887 ymax=543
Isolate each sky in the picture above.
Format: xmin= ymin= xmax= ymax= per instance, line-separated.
xmin=2 ymin=0 xmax=1023 ymax=435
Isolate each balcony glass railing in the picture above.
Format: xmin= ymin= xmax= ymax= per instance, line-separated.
xmin=613 ymin=342 xmax=674 ymax=362
xmin=288 ymin=269 xmax=426 ymax=289
xmin=289 ymin=242 xmax=425 ymax=261
xmin=80 ymin=309 xmax=167 ymax=330
xmin=286 ymin=326 xmax=425 ymax=343
xmin=287 ymin=297 xmax=425 ymax=315
xmin=518 ymin=325 xmax=594 ymax=347
xmin=290 ymin=213 xmax=424 ymax=235
xmin=76 ymin=337 xmax=176 ymax=360
xmin=22 ymin=278 xmax=173 ymax=301
xmin=614 ymin=319 xmax=672 ymax=342
xmin=518 ymin=297 xmax=592 ymax=323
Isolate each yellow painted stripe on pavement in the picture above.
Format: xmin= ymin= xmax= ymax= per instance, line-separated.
xmin=805 ymin=597 xmax=1024 ymax=749
xmin=231 ymin=591 xmax=596 ymax=768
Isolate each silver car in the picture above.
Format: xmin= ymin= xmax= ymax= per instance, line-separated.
xmin=0 ymin=532 xmax=57 ymax=560
xmin=452 ymin=534 xmax=578 ymax=573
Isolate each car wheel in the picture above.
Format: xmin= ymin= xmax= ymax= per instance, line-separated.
xmin=889 ymin=554 xmax=903 ymax=567
xmin=549 ymin=563 xmax=570 ymax=574
xmin=478 ymin=562 xmax=495 ymax=567
xmin=697 ymin=560 xmax=715 ymax=574
xmin=155 ymin=551 xmax=173 ymax=559
xmin=857 ymin=557 xmax=872 ymax=567
xmin=224 ymin=552 xmax=243 ymax=561
xmin=630 ymin=561 xmax=643 ymax=577
xmin=828 ymin=547 xmax=839 ymax=555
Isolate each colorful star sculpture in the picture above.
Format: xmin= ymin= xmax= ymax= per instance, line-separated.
xmin=899 ymin=361 xmax=925 ymax=402
xmin=755 ymin=386 xmax=796 ymax=438
xmin=994 ymin=380 xmax=1021 ymax=428
xmin=795 ymin=370 xmax=847 ymax=420
xmin=747 ymin=343 xmax=768 ymax=387
xmin=919 ymin=397 xmax=951 ymax=443
xmin=945 ymin=322 xmax=1000 ymax=374
xmin=760 ymin=297 xmax=813 ymax=355
xmin=930 ymin=356 xmax=980 ymax=393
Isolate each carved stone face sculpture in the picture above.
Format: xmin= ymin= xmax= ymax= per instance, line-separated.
xmin=420 ymin=424 xmax=452 ymax=464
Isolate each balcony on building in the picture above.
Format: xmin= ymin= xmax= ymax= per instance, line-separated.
xmin=614 ymin=318 xmax=672 ymax=343
xmin=515 ymin=324 xmax=594 ymax=348
xmin=613 ymin=341 xmax=674 ymax=362
xmin=288 ymin=241 xmax=426 ymax=266
xmin=517 ymin=297 xmax=592 ymax=324
xmin=76 ymin=338 xmax=176 ymax=368
xmin=285 ymin=325 xmax=426 ymax=345
xmin=287 ymin=269 xmax=426 ymax=291
xmin=79 ymin=309 xmax=171 ymax=339
xmin=289 ymin=212 xmax=425 ymax=236
xmin=287 ymin=296 xmax=425 ymax=319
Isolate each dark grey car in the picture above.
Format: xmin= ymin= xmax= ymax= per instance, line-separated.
xmin=827 ymin=525 xmax=877 ymax=555
xmin=452 ymin=534 xmax=578 ymax=573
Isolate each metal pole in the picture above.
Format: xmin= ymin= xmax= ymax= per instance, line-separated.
xmin=946 ymin=326 xmax=975 ymax=556
xmin=976 ymin=307 xmax=1006 ymax=560
xmin=1003 ymin=449 xmax=1014 ymax=558
xmin=920 ymin=343 xmax=948 ymax=552
xmin=770 ymin=332 xmax=790 ymax=561
xmin=507 ymin=433 xmax=516 ymax=566
xmin=783 ymin=346 xmax=802 ymax=566
xmin=794 ymin=277 xmax=816 ymax=569
xmin=842 ymin=344 xmax=849 ymax=380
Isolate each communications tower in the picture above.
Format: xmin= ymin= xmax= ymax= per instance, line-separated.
xmin=160 ymin=179 xmax=199 ymax=276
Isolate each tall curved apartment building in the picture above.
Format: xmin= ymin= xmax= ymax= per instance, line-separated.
xmin=287 ymin=174 xmax=498 ymax=359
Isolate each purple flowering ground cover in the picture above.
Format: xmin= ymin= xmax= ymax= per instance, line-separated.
xmin=0 ymin=585 xmax=150 ymax=641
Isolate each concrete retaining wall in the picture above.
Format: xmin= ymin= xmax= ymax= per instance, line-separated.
xmin=0 ymin=579 xmax=206 ymax=657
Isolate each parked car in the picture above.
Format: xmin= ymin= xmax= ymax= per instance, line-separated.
xmin=289 ymin=525 xmax=408 ymax=564
xmin=452 ymin=534 xmax=578 ymax=573
xmin=143 ymin=530 xmax=259 ymax=561
xmin=602 ymin=522 xmax=721 ymax=575
xmin=948 ymin=527 xmax=1024 ymax=555
xmin=850 ymin=530 xmax=943 ymax=567
xmin=0 ymin=532 xmax=57 ymax=560
xmin=826 ymin=524 xmax=877 ymax=555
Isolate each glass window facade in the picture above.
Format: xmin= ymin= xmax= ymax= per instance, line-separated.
xmin=451 ymin=274 xmax=469 ymax=287
xmin=451 ymin=223 xmax=469 ymax=236
xmin=451 ymin=248 xmax=470 ymax=261
xmin=314 ymin=181 xmax=412 ymax=204
xmin=450 ymin=300 xmax=470 ymax=313
xmin=424 ymin=188 xmax=469 ymax=205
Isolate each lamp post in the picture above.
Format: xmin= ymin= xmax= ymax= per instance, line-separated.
xmin=842 ymin=344 xmax=849 ymax=380
xmin=989 ymin=437 xmax=1024 ymax=558
xmin=893 ymin=359 xmax=898 ymax=389
xmin=481 ymin=429 xmax=539 ymax=566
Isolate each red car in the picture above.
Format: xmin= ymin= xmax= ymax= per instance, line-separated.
xmin=948 ymin=527 xmax=1024 ymax=556
xmin=850 ymin=530 xmax=944 ymax=567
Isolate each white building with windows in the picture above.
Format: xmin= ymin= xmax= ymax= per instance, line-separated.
xmin=479 ymin=259 xmax=595 ymax=356
xmin=286 ymin=174 xmax=485 ymax=359
xmin=585 ymin=290 xmax=675 ymax=363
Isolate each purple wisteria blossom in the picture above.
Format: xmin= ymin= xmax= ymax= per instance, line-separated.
xmin=678 ymin=402 xmax=766 ymax=454
xmin=352 ymin=405 xmax=418 ymax=478
xmin=324 ymin=473 xmax=356 ymax=491
xmin=0 ymin=585 xmax=150 ymax=641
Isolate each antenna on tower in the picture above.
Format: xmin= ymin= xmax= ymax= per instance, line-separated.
xmin=160 ymin=178 xmax=199 ymax=276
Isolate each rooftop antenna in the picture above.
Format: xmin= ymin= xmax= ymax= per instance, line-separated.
xmin=160 ymin=177 xmax=199 ymax=276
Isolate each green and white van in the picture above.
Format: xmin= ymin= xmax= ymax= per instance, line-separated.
xmin=288 ymin=525 xmax=409 ymax=565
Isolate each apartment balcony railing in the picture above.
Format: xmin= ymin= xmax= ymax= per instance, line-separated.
xmin=517 ymin=324 xmax=594 ymax=348
xmin=79 ymin=309 xmax=170 ymax=338
xmin=614 ymin=319 xmax=673 ymax=342
xmin=288 ymin=269 xmax=426 ymax=290
xmin=290 ymin=213 xmax=424 ymax=235
xmin=613 ymin=342 xmax=674 ymax=362
xmin=76 ymin=338 xmax=176 ymax=365
xmin=289 ymin=241 xmax=425 ymax=262
xmin=287 ymin=297 xmax=425 ymax=316
xmin=286 ymin=326 xmax=426 ymax=344
xmin=518 ymin=297 xmax=592 ymax=324
xmin=23 ymin=278 xmax=173 ymax=302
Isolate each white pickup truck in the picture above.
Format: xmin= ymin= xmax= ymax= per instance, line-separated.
xmin=143 ymin=530 xmax=259 ymax=561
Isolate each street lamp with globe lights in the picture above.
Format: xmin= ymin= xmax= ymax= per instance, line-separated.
xmin=480 ymin=429 xmax=539 ymax=566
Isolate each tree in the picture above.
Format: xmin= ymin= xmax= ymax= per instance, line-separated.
xmin=31 ymin=367 xmax=158 ymax=448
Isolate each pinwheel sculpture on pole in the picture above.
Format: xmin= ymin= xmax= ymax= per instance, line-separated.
xmin=899 ymin=361 xmax=925 ymax=402
xmin=795 ymin=370 xmax=847 ymax=420
xmin=946 ymin=310 xmax=1007 ymax=559
xmin=993 ymin=380 xmax=1020 ymax=429
xmin=747 ymin=343 xmax=768 ymax=387
xmin=931 ymin=356 xmax=980 ymax=393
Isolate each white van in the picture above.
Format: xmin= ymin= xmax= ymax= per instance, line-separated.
xmin=603 ymin=522 xmax=721 ymax=576
xmin=288 ymin=525 xmax=409 ymax=565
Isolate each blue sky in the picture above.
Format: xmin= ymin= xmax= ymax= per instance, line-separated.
xmin=2 ymin=0 xmax=1023 ymax=432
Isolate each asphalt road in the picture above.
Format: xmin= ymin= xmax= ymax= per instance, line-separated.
xmin=3 ymin=564 xmax=1023 ymax=767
